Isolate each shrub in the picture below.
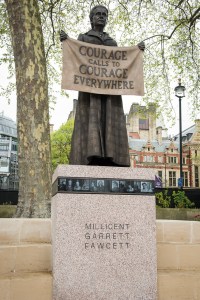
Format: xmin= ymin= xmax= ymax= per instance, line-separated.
xmin=0 ymin=205 xmax=16 ymax=218
xmin=172 ymin=191 xmax=195 ymax=208
xmin=155 ymin=190 xmax=171 ymax=208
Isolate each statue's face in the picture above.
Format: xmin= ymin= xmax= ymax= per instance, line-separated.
xmin=92 ymin=7 xmax=108 ymax=28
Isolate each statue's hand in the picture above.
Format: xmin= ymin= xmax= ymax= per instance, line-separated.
xmin=137 ymin=41 xmax=145 ymax=51
xmin=60 ymin=30 xmax=68 ymax=42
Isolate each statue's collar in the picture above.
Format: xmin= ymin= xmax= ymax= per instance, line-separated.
xmin=86 ymin=29 xmax=109 ymax=39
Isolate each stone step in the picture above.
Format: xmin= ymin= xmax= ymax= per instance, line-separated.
xmin=157 ymin=243 xmax=200 ymax=270
xmin=1 ymin=219 xmax=199 ymax=245
xmin=0 ymin=272 xmax=52 ymax=300
xmin=0 ymin=244 xmax=51 ymax=276
xmin=0 ymin=218 xmax=51 ymax=245
xmin=1 ymin=271 xmax=200 ymax=300
xmin=158 ymin=270 xmax=200 ymax=300
xmin=0 ymin=219 xmax=200 ymax=299
xmin=156 ymin=220 xmax=200 ymax=244
xmin=2 ymin=241 xmax=200 ymax=276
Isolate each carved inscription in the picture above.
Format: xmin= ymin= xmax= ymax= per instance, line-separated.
xmin=62 ymin=38 xmax=144 ymax=96
xmin=74 ymin=46 xmax=134 ymax=91
xmin=84 ymin=223 xmax=130 ymax=250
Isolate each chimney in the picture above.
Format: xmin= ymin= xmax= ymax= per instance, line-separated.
xmin=156 ymin=126 xmax=162 ymax=145
xmin=195 ymin=119 xmax=200 ymax=131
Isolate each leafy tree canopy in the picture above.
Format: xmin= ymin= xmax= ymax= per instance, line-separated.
xmin=1 ymin=0 xmax=200 ymax=125
xmin=51 ymin=118 xmax=74 ymax=170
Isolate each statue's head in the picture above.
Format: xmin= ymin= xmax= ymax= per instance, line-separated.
xmin=89 ymin=5 xmax=108 ymax=29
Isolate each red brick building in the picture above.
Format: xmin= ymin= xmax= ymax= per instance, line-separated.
xmin=127 ymin=103 xmax=200 ymax=188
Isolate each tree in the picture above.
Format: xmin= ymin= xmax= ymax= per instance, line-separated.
xmin=5 ymin=0 xmax=52 ymax=217
xmin=39 ymin=0 xmax=200 ymax=124
xmin=1 ymin=0 xmax=200 ymax=121
xmin=1 ymin=0 xmax=200 ymax=215
xmin=51 ymin=119 xmax=74 ymax=171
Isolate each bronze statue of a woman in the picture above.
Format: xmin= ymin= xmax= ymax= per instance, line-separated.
xmin=60 ymin=5 xmax=144 ymax=167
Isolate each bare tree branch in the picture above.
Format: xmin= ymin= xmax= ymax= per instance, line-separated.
xmin=190 ymin=7 xmax=200 ymax=27
xmin=45 ymin=0 xmax=61 ymax=58
xmin=118 ymin=0 xmax=131 ymax=26
xmin=175 ymin=0 xmax=185 ymax=9
xmin=141 ymin=19 xmax=186 ymax=42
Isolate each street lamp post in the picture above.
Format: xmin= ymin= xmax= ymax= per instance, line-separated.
xmin=164 ymin=153 xmax=167 ymax=188
xmin=174 ymin=79 xmax=186 ymax=188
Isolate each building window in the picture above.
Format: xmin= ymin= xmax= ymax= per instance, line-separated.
xmin=0 ymin=176 xmax=8 ymax=189
xmin=195 ymin=166 xmax=199 ymax=187
xmin=139 ymin=119 xmax=149 ymax=130
xmin=158 ymin=171 xmax=162 ymax=180
xmin=183 ymin=172 xmax=188 ymax=187
xmin=171 ymin=149 xmax=173 ymax=153
xmin=168 ymin=156 xmax=177 ymax=164
xmin=0 ymin=144 xmax=9 ymax=151
xmin=195 ymin=150 xmax=198 ymax=157
xmin=146 ymin=155 xmax=154 ymax=162
xmin=0 ymin=160 xmax=8 ymax=167
xmin=183 ymin=157 xmax=186 ymax=164
xmin=11 ymin=153 xmax=17 ymax=162
xmin=147 ymin=156 xmax=152 ymax=162
xmin=169 ymin=171 xmax=176 ymax=187
xmin=12 ymin=144 xmax=17 ymax=151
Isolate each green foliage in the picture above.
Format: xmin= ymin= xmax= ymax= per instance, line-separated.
xmin=1 ymin=0 xmax=200 ymax=123
xmin=0 ymin=205 xmax=16 ymax=218
xmin=172 ymin=191 xmax=195 ymax=208
xmin=156 ymin=189 xmax=195 ymax=208
xmin=43 ymin=0 xmax=200 ymax=123
xmin=0 ymin=0 xmax=15 ymax=102
xmin=51 ymin=118 xmax=74 ymax=170
xmin=155 ymin=190 xmax=171 ymax=208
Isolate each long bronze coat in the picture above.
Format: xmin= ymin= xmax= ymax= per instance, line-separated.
xmin=69 ymin=29 xmax=130 ymax=167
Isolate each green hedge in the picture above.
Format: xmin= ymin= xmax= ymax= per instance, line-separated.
xmin=156 ymin=208 xmax=200 ymax=221
xmin=0 ymin=205 xmax=16 ymax=218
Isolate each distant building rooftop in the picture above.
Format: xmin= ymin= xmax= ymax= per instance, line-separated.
xmin=129 ymin=138 xmax=179 ymax=152
xmin=0 ymin=112 xmax=17 ymax=138
xmin=174 ymin=124 xmax=195 ymax=144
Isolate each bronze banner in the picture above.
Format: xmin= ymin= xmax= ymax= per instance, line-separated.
xmin=62 ymin=37 xmax=144 ymax=96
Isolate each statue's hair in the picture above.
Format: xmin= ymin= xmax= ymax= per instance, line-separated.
xmin=89 ymin=5 xmax=108 ymax=28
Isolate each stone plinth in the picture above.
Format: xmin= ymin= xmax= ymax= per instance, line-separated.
xmin=52 ymin=165 xmax=157 ymax=300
